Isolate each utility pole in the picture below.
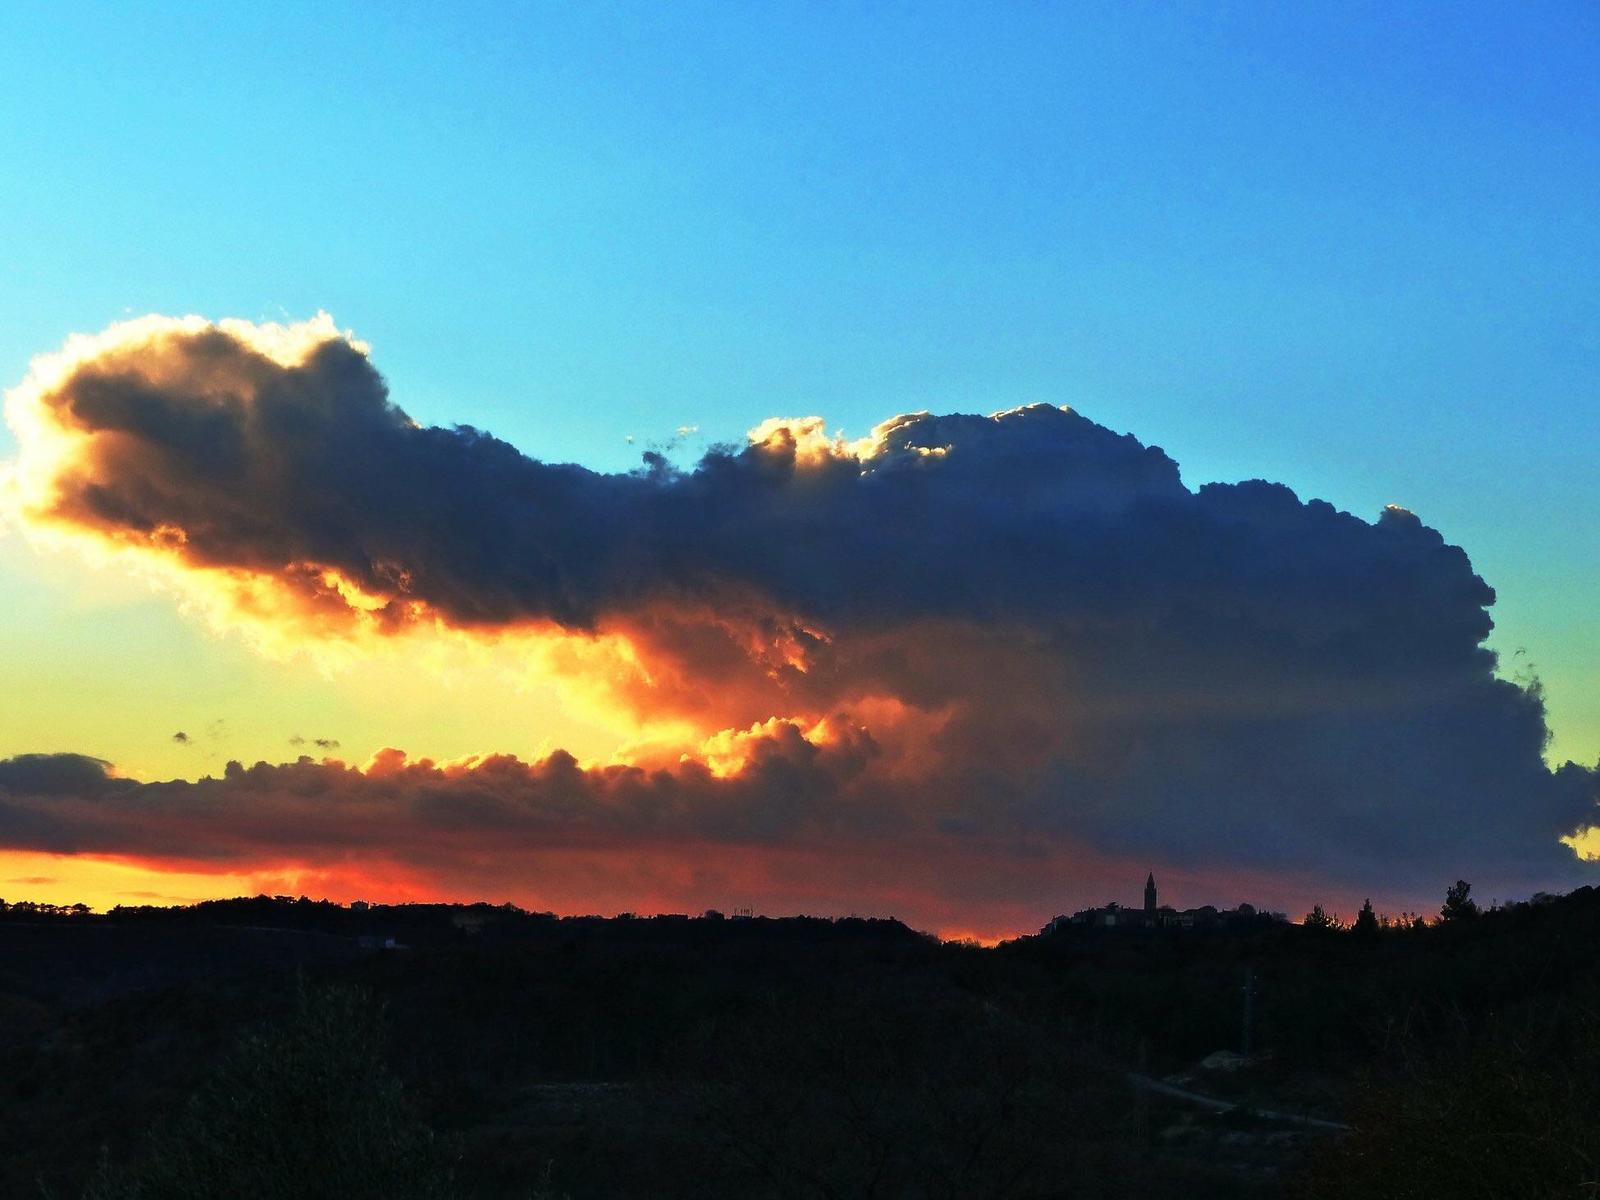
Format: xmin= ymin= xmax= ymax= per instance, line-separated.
xmin=1241 ymin=965 xmax=1255 ymax=1058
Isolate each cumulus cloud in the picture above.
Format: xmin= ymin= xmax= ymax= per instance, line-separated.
xmin=0 ymin=717 xmax=891 ymax=851
xmin=0 ymin=753 xmax=118 ymax=796
xmin=1 ymin=315 xmax=1595 ymax=918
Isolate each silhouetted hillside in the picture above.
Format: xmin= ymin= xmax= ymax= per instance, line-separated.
xmin=5 ymin=885 xmax=1600 ymax=1197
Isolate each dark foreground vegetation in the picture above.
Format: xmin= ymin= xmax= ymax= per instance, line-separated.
xmin=3 ymin=884 xmax=1599 ymax=1198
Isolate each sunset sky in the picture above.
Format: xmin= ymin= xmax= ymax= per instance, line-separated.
xmin=1 ymin=5 xmax=1595 ymax=937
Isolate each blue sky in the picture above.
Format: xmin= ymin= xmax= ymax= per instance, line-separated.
xmin=1 ymin=1 xmax=1596 ymax=767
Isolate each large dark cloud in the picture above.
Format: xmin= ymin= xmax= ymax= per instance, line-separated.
xmin=4 ymin=316 xmax=1596 ymax=908
xmin=13 ymin=328 xmax=1488 ymax=651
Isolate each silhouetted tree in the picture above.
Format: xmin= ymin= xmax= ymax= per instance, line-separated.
xmin=1441 ymin=879 xmax=1479 ymax=922
xmin=1351 ymin=899 xmax=1378 ymax=939
xmin=1303 ymin=904 xmax=1341 ymax=931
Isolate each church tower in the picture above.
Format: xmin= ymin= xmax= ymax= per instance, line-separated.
xmin=1144 ymin=872 xmax=1157 ymax=914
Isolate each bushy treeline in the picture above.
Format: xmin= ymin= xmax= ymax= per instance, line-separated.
xmin=7 ymin=883 xmax=1600 ymax=1197
xmin=0 ymin=898 xmax=93 ymax=918
xmin=1282 ymin=885 xmax=1600 ymax=1198
xmin=88 ymin=893 xmax=929 ymax=951
xmin=1013 ymin=882 xmax=1600 ymax=1069
xmin=6 ymin=907 xmax=1262 ymax=1198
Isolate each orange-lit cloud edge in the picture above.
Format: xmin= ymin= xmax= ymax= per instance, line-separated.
xmin=2 ymin=314 xmax=1594 ymax=938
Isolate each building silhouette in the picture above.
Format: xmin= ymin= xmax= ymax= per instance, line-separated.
xmin=1042 ymin=873 xmax=1287 ymax=934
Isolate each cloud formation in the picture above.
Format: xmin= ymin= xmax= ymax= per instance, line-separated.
xmin=2 ymin=315 xmax=1595 ymax=921
xmin=0 ymin=731 xmax=883 ymax=861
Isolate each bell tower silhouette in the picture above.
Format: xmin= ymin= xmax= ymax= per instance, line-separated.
xmin=1144 ymin=872 xmax=1157 ymax=915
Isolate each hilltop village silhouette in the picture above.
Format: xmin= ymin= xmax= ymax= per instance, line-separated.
xmin=1043 ymin=873 xmax=1289 ymax=934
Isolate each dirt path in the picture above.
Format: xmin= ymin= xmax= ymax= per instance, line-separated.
xmin=1125 ymin=1072 xmax=1352 ymax=1132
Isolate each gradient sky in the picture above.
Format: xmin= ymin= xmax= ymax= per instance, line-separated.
xmin=0 ymin=4 xmax=1595 ymax=931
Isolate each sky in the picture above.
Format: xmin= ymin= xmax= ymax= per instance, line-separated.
xmin=0 ymin=3 xmax=1595 ymax=936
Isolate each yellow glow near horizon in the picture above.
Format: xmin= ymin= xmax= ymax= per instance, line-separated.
xmin=0 ymin=534 xmax=635 ymax=782
xmin=0 ymin=308 xmax=723 ymax=779
xmin=0 ymin=850 xmax=299 ymax=911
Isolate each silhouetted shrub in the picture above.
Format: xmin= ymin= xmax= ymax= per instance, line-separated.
xmin=84 ymin=981 xmax=452 ymax=1200
xmin=685 ymin=978 xmax=1133 ymax=1198
xmin=1297 ymin=1003 xmax=1600 ymax=1199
